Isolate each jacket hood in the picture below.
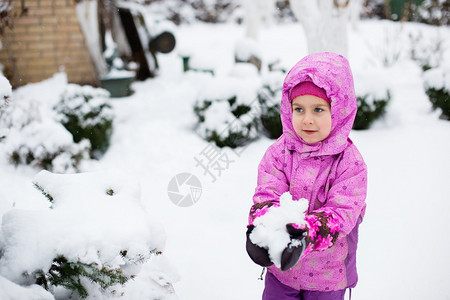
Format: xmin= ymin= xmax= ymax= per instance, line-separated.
xmin=280 ymin=52 xmax=357 ymax=156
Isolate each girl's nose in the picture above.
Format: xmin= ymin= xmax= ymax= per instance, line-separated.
xmin=303 ymin=113 xmax=314 ymax=125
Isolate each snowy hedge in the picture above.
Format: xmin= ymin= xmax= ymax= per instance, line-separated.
xmin=146 ymin=0 xmax=239 ymax=24
xmin=194 ymin=95 xmax=260 ymax=148
xmin=6 ymin=121 xmax=90 ymax=173
xmin=353 ymin=69 xmax=392 ymax=130
xmin=54 ymin=84 xmax=114 ymax=159
xmin=423 ymin=67 xmax=450 ymax=120
xmin=0 ymin=95 xmax=90 ymax=173
xmin=257 ymin=72 xmax=284 ymax=139
xmin=353 ymin=91 xmax=391 ymax=130
xmin=193 ymin=67 xmax=261 ymax=148
xmin=0 ymin=170 xmax=178 ymax=299
xmin=409 ymin=30 xmax=444 ymax=71
xmin=0 ymin=74 xmax=115 ymax=172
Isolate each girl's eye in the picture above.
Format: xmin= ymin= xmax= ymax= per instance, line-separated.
xmin=294 ymin=108 xmax=303 ymax=113
xmin=314 ymin=108 xmax=324 ymax=112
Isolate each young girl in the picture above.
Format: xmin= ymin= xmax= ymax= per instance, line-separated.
xmin=246 ymin=52 xmax=367 ymax=300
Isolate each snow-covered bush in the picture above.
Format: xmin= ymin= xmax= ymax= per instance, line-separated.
xmin=423 ymin=67 xmax=450 ymax=120
xmin=0 ymin=96 xmax=90 ymax=173
xmin=193 ymin=69 xmax=261 ymax=148
xmin=353 ymin=69 xmax=392 ymax=130
xmin=353 ymin=91 xmax=391 ymax=130
xmin=416 ymin=0 xmax=449 ymax=26
xmin=257 ymin=73 xmax=284 ymax=139
xmin=409 ymin=30 xmax=444 ymax=71
xmin=54 ymin=84 xmax=114 ymax=159
xmin=0 ymin=170 xmax=178 ymax=299
xmin=146 ymin=0 xmax=239 ymax=24
xmin=6 ymin=121 xmax=90 ymax=173
xmin=194 ymin=95 xmax=260 ymax=148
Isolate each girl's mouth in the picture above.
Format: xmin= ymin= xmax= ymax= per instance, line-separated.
xmin=303 ymin=130 xmax=317 ymax=135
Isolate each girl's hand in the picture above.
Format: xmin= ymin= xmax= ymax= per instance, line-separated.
xmin=245 ymin=225 xmax=274 ymax=267
xmin=280 ymin=224 xmax=307 ymax=271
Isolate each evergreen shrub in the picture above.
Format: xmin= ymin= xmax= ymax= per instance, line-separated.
xmin=257 ymin=78 xmax=283 ymax=139
xmin=8 ymin=134 xmax=90 ymax=173
xmin=353 ymin=91 xmax=391 ymax=130
xmin=423 ymin=67 xmax=450 ymax=120
xmin=0 ymin=99 xmax=90 ymax=173
xmin=0 ymin=170 xmax=174 ymax=299
xmin=34 ymin=255 xmax=128 ymax=298
xmin=194 ymin=95 xmax=259 ymax=148
xmin=54 ymin=84 xmax=114 ymax=158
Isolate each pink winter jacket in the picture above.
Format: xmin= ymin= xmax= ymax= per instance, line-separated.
xmin=251 ymin=52 xmax=367 ymax=291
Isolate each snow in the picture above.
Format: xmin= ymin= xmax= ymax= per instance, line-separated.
xmin=423 ymin=66 xmax=450 ymax=91
xmin=0 ymin=169 xmax=176 ymax=298
xmin=1 ymin=170 xmax=162 ymax=273
xmin=1 ymin=19 xmax=450 ymax=299
xmin=250 ymin=192 xmax=308 ymax=268
xmin=102 ymin=68 xmax=136 ymax=80
xmin=0 ymin=275 xmax=54 ymax=300
xmin=0 ymin=75 xmax=11 ymax=111
xmin=234 ymin=37 xmax=263 ymax=61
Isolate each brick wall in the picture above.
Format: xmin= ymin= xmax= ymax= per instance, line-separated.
xmin=0 ymin=0 xmax=98 ymax=88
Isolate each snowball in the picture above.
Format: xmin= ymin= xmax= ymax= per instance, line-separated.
xmin=250 ymin=192 xmax=309 ymax=268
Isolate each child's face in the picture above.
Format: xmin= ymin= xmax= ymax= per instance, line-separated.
xmin=291 ymin=95 xmax=332 ymax=144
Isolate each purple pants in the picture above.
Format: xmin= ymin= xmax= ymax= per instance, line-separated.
xmin=262 ymin=272 xmax=346 ymax=300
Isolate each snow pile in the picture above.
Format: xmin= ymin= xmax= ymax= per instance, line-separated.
xmin=250 ymin=192 xmax=308 ymax=268
xmin=0 ymin=275 xmax=54 ymax=300
xmin=0 ymin=169 xmax=178 ymax=299
xmin=12 ymin=72 xmax=68 ymax=111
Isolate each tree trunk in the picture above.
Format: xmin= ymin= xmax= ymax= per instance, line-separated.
xmin=290 ymin=0 xmax=350 ymax=57
xmin=243 ymin=0 xmax=276 ymax=40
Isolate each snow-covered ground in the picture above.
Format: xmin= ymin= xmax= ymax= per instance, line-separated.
xmin=1 ymin=19 xmax=450 ymax=299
